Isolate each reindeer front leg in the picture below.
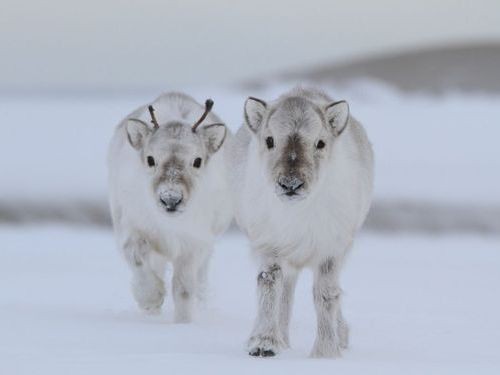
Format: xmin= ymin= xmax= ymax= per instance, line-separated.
xmin=279 ymin=268 xmax=299 ymax=348
xmin=123 ymin=235 xmax=166 ymax=313
xmin=172 ymin=254 xmax=198 ymax=323
xmin=247 ymin=261 xmax=286 ymax=357
xmin=195 ymin=250 xmax=212 ymax=304
xmin=311 ymin=257 xmax=346 ymax=358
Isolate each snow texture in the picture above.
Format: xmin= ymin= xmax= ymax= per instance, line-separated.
xmin=1 ymin=226 xmax=499 ymax=374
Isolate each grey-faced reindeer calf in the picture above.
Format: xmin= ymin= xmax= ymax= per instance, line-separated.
xmin=227 ymin=87 xmax=374 ymax=357
xmin=108 ymin=92 xmax=232 ymax=322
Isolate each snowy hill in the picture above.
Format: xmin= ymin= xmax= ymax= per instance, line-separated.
xmin=276 ymin=43 xmax=500 ymax=94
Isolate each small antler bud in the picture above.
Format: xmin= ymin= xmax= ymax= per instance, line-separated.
xmin=148 ymin=105 xmax=160 ymax=129
xmin=192 ymin=99 xmax=214 ymax=132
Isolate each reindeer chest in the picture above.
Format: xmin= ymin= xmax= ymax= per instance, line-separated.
xmin=242 ymin=197 xmax=352 ymax=266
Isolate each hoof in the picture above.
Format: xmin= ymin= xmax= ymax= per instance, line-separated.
xmin=249 ymin=348 xmax=276 ymax=357
xmin=261 ymin=349 xmax=276 ymax=357
xmin=247 ymin=333 xmax=283 ymax=358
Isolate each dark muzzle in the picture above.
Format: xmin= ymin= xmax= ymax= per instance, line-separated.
xmin=159 ymin=191 xmax=183 ymax=212
xmin=277 ymin=175 xmax=304 ymax=196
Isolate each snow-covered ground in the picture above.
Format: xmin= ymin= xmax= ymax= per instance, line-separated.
xmin=1 ymin=82 xmax=499 ymax=207
xmin=1 ymin=226 xmax=499 ymax=374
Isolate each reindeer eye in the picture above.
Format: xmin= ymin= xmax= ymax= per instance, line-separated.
xmin=193 ymin=157 xmax=202 ymax=168
xmin=266 ymin=136 xmax=274 ymax=149
xmin=316 ymin=140 xmax=326 ymax=149
xmin=147 ymin=156 xmax=155 ymax=167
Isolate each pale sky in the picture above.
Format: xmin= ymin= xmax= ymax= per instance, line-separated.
xmin=1 ymin=0 xmax=500 ymax=90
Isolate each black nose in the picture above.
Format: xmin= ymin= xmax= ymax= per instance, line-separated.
xmin=160 ymin=194 xmax=183 ymax=212
xmin=278 ymin=175 xmax=304 ymax=195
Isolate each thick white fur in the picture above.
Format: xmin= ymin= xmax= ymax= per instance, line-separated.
xmin=227 ymin=87 xmax=374 ymax=357
xmin=108 ymin=92 xmax=233 ymax=322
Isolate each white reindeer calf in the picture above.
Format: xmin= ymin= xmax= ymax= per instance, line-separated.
xmin=108 ymin=93 xmax=232 ymax=322
xmin=227 ymin=87 xmax=374 ymax=357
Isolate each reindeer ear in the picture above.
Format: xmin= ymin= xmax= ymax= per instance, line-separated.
xmin=325 ymin=100 xmax=350 ymax=136
xmin=199 ymin=123 xmax=227 ymax=154
xmin=244 ymin=97 xmax=267 ymax=133
xmin=126 ymin=119 xmax=150 ymax=150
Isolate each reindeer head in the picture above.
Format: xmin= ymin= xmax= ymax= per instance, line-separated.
xmin=244 ymin=95 xmax=349 ymax=201
xmin=126 ymin=100 xmax=226 ymax=214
